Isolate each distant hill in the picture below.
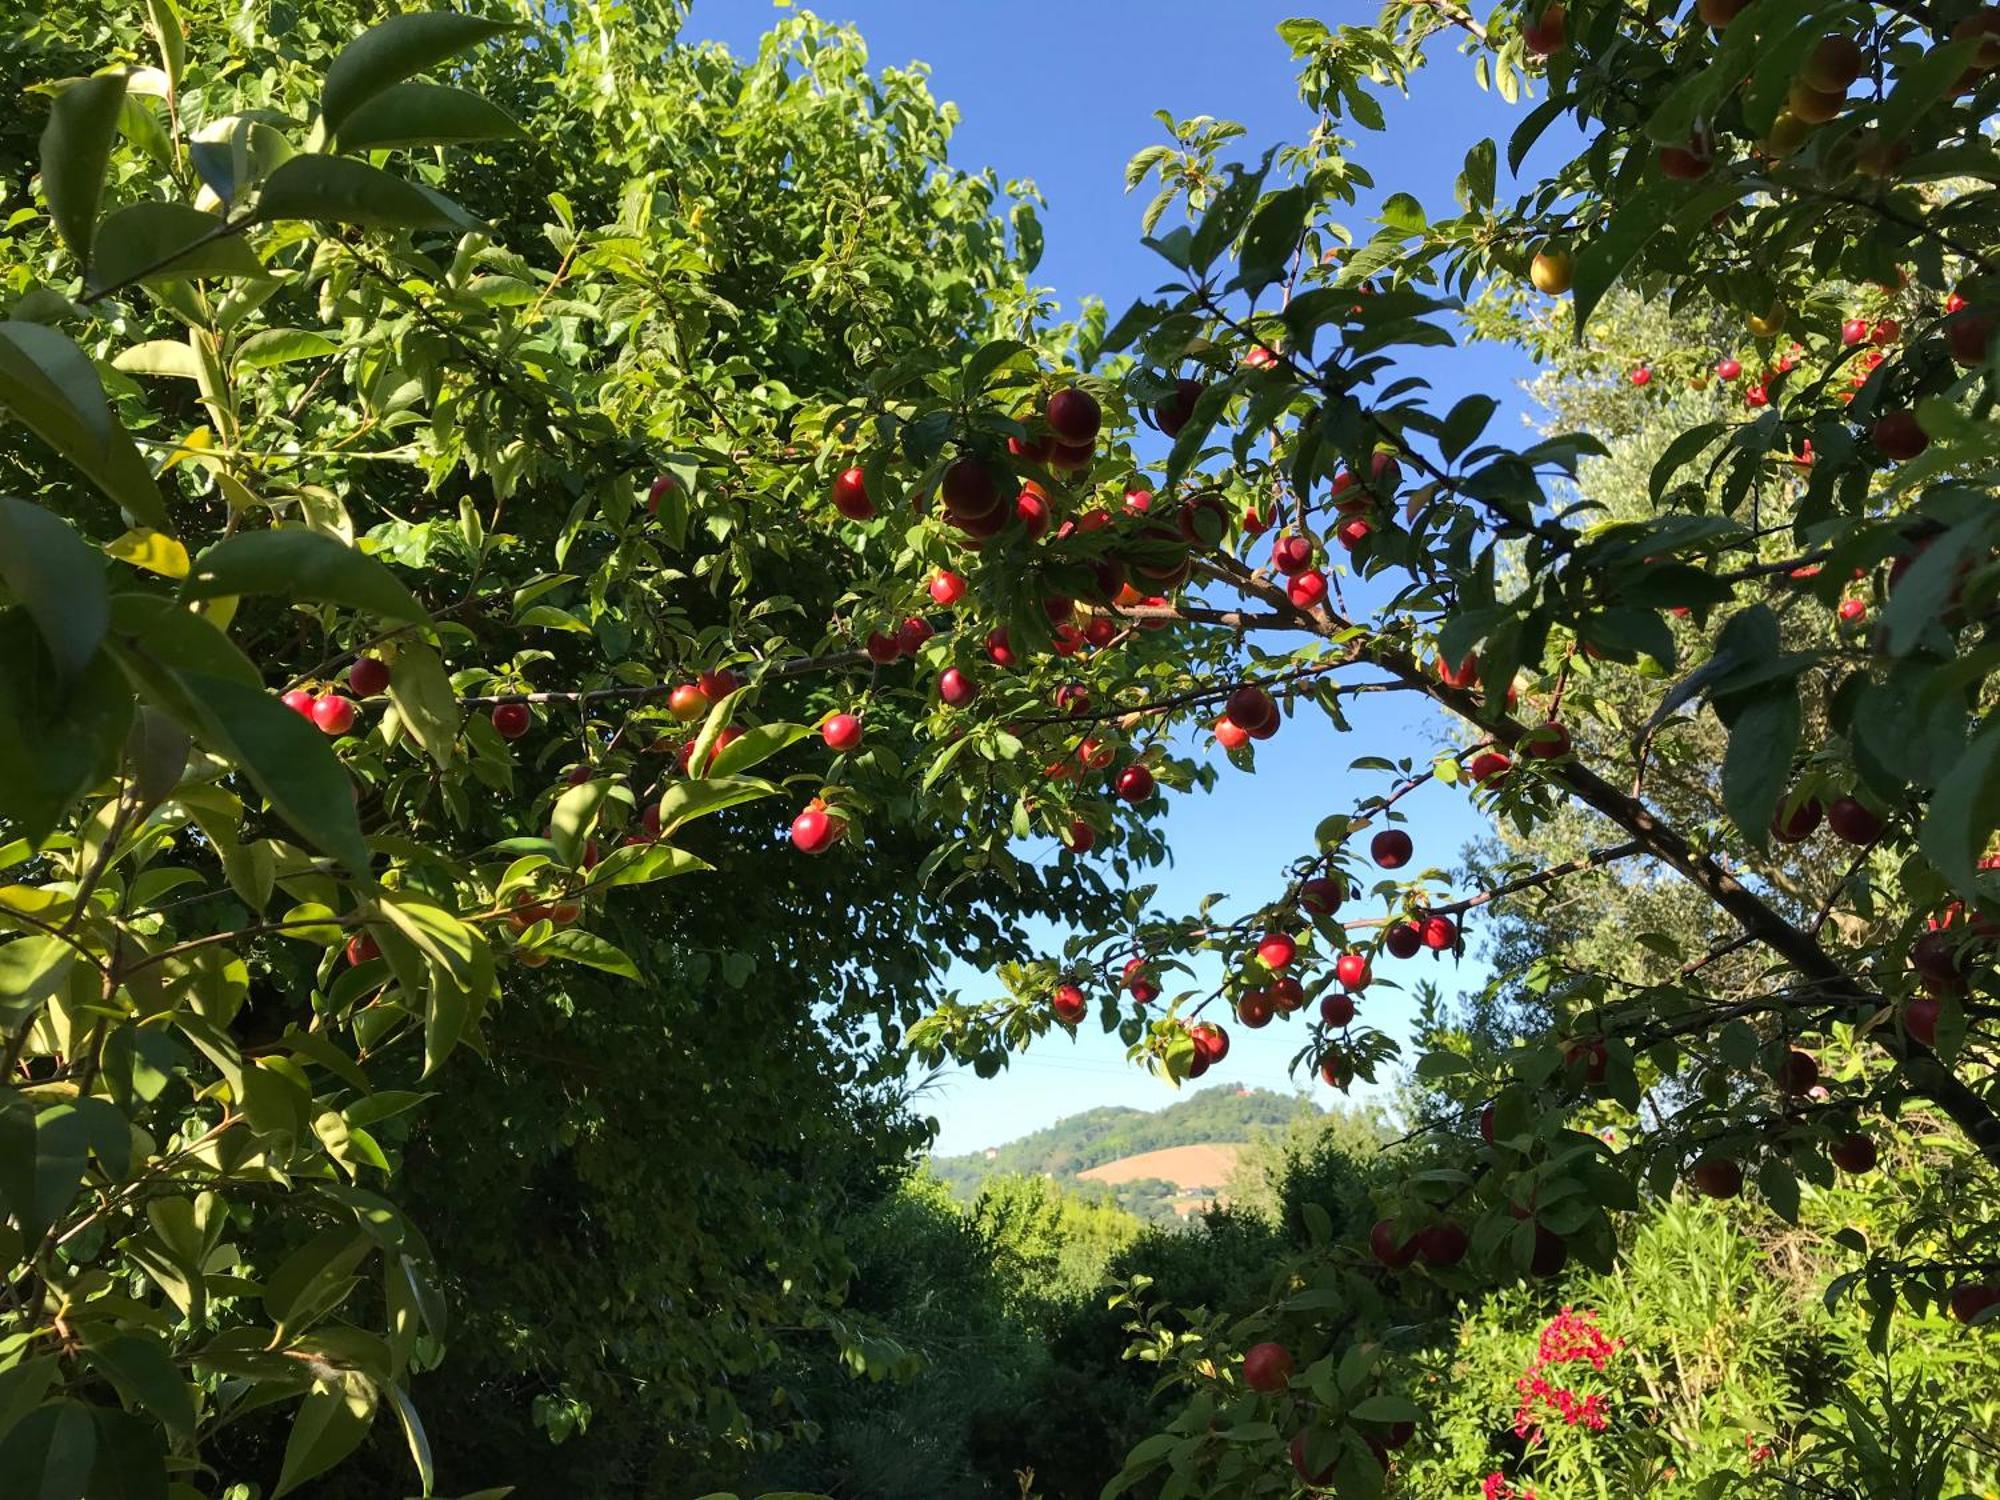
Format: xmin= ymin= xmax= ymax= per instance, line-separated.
xmin=930 ymin=1086 xmax=1317 ymax=1222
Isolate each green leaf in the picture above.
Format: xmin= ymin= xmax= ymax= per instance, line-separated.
xmin=39 ymin=73 xmax=129 ymax=265
xmin=583 ymin=842 xmax=714 ymax=892
xmin=1921 ymin=720 xmax=2000 ymax=902
xmin=233 ymin=328 xmax=339 ymax=370
xmin=1348 ymin=1394 xmax=1422 ymax=1423
xmin=86 ymin=203 xmax=267 ymax=293
xmin=1880 ymin=516 xmax=1992 ymax=658
xmin=274 ymin=1378 xmax=377 ymax=1498
xmin=385 ymin=641 xmax=460 ymax=766
xmin=83 ymin=1333 xmax=195 ymax=1441
xmin=709 ymin=722 xmax=811 ymax=779
xmin=0 ymin=614 xmax=133 ymax=844
xmin=332 ymin=82 xmax=523 ymax=150
xmin=548 ymin=778 xmax=611 ymax=867
xmin=0 ymin=935 xmax=81 ymax=1030
xmin=322 ymin=11 xmax=517 ymax=141
xmin=175 ymin=670 xmax=372 ymax=873
xmin=383 ymin=1381 xmax=434 ymax=1497
xmin=1438 ymin=395 xmax=1496 ymax=463
xmin=0 ymin=322 xmax=167 ymax=530
xmin=535 ymin=930 xmax=640 ymax=979
xmin=0 ymin=1400 xmax=97 ymax=1500
xmin=1648 ymin=421 xmax=1728 ymax=503
xmin=185 ymin=530 xmax=426 ymax=622
xmin=112 ymin=340 xmax=204 ymax=380
xmin=0 ymin=498 xmax=108 ymax=680
xmin=1235 ymin=184 xmax=1312 ymax=294
xmin=253 ymin=155 xmax=473 ymax=231
xmin=1756 ymin=1157 xmax=1800 ymax=1224
xmin=1570 ymin=179 xmax=1674 ymax=339
xmin=1721 ymin=689 xmax=1799 ymax=848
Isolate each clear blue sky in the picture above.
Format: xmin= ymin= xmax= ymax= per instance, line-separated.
xmin=686 ymin=2 xmax=1570 ymax=1154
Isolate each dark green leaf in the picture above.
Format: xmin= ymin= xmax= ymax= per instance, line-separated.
xmin=83 ymin=1334 xmax=195 ymax=1441
xmin=333 ymin=83 xmax=524 ymax=150
xmin=254 ymin=155 xmax=473 ymax=231
xmin=1922 ymin=720 xmax=2000 ymax=902
xmin=0 ymin=613 xmax=132 ymax=844
xmin=273 ymin=1380 xmax=376 ymax=1498
xmin=535 ymin=930 xmax=640 ymax=979
xmin=1721 ymin=689 xmax=1800 ymax=848
xmin=185 ymin=530 xmax=426 ymax=622
xmin=0 ymin=498 xmax=108 ymax=679
xmin=322 ymin=11 xmax=516 ymax=139
xmin=176 ymin=670 xmax=372 ymax=873
xmin=0 ymin=323 xmax=167 ymax=530
xmin=86 ymin=203 xmax=266 ymax=293
xmin=0 ymin=1401 xmax=97 ymax=1500
xmin=39 ymin=73 xmax=129 ymax=264
xmin=1235 ymin=185 xmax=1312 ymax=295
xmin=385 ymin=641 xmax=460 ymax=765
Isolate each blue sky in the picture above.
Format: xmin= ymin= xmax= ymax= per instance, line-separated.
xmin=686 ymin=2 xmax=1571 ymax=1154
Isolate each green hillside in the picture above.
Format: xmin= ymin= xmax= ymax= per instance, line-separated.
xmin=929 ymin=1086 xmax=1317 ymax=1199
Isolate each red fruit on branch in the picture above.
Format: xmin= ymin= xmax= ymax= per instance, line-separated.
xmin=790 ymin=803 xmax=847 ymax=855
xmin=1371 ymin=829 xmax=1413 ymax=868
xmin=1369 ymin=1217 xmax=1418 ymax=1269
xmin=1420 ymin=914 xmax=1457 ymax=951
xmin=1385 ymin=922 xmax=1422 ymax=960
xmin=1215 ymin=717 xmax=1250 ymax=751
xmin=1153 ymin=377 xmax=1204 ymax=437
xmin=1051 ymin=983 xmax=1088 ymax=1024
xmin=1691 ymin=1157 xmax=1744 ymax=1200
xmin=1271 ymin=977 xmax=1305 ymax=1013
xmin=1872 ymin=409 xmax=1929 ymax=462
xmin=1715 ymin=356 xmax=1742 ymax=380
xmin=1522 ymin=2 xmax=1567 ymax=54
xmin=1479 ymin=1103 xmax=1496 ymax=1145
xmin=938 ymin=668 xmax=978 ymax=707
xmin=1776 ymin=1049 xmax=1819 ymax=1094
xmin=983 ymin=628 xmax=1016 ymax=668
xmin=896 ymin=617 xmax=935 ymax=656
xmin=831 ymin=466 xmax=875 ymax=521
xmin=1657 ymin=136 xmax=1712 ymax=178
xmin=1841 ymin=317 xmax=1869 ymax=346
xmin=865 ymin=630 xmax=901 ymax=665
xmin=1301 ymin=876 xmax=1345 ymax=916
xmin=941 ymin=457 xmax=1001 ymax=519
xmin=1770 ymin=797 xmax=1823 ymax=844
xmin=1054 ymin=684 xmax=1091 ymax=716
xmin=1564 ymin=1038 xmax=1609 ymax=1083
xmin=698 ymin=669 xmax=739 ymax=702
xmin=1123 ymin=957 xmax=1160 ymax=1004
xmin=1115 ymin=764 xmax=1156 ymax=803
xmin=1243 ymin=1341 xmax=1294 ymax=1393
xmin=1468 ymin=750 xmax=1511 ymax=785
xmin=1225 ymin=685 xmax=1277 ymax=734
xmin=1629 ymin=365 xmax=1654 ymax=386
xmin=1049 ymin=439 xmax=1094 ymax=475
xmin=281 ymin=688 xmax=317 ymax=718
xmin=1079 ymin=738 xmax=1115 ymax=770
xmin=1837 ymin=597 xmax=1867 ymax=625
xmin=669 ymin=683 xmax=710 ymax=722
xmin=1871 ymin=318 xmax=1900 ymax=346
xmin=1191 ymin=1021 xmax=1229 ymax=1064
xmin=1287 ymin=569 xmax=1329 ymax=608
xmin=1320 ymin=991 xmax=1356 ymax=1027
xmin=1335 ymin=519 xmax=1372 ymax=551
xmin=347 ymin=656 xmax=390 ymax=696
xmin=1416 ymin=1222 xmax=1469 ymax=1265
xmin=1238 ymin=989 xmax=1275 ymax=1028
xmin=928 ymin=569 xmax=967 ymax=606
xmin=1950 ymin=310 xmax=1994 ymax=366
xmin=1272 ymin=534 xmax=1314 ymax=575
xmin=311 ymin=694 xmax=357 ymax=735
xmin=1046 ymin=386 xmax=1102 ymax=444
xmin=1290 ymin=1432 xmax=1335 ymax=1485
xmin=1826 ymin=796 xmax=1884 ymax=844
xmin=1014 ymin=484 xmax=1052 ymax=539
xmin=1257 ymin=932 xmax=1297 ymax=970
xmin=647 ymin=473 xmax=676 ymax=515
xmin=1830 ymin=1132 xmax=1878 ymax=1173
xmin=1066 ymin=819 xmax=1096 ymax=853
xmin=344 ymin=933 xmax=379 ymax=966
xmin=821 ymin=713 xmax=863 ymax=753
xmin=1436 ymin=652 xmax=1479 ymax=689
xmin=1521 ymin=720 xmax=1571 ymax=759
xmin=493 ymin=703 xmax=531 ymax=739
xmin=1335 ymin=952 xmax=1372 ymax=991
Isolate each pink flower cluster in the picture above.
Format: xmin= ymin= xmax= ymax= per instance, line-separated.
xmin=1511 ymin=1307 xmax=1623 ymax=1443
xmin=1482 ymin=1473 xmax=1535 ymax=1500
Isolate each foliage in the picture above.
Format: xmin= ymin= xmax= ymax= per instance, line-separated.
xmin=7 ymin=0 xmax=2000 ymax=1493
